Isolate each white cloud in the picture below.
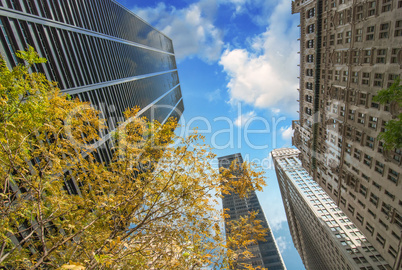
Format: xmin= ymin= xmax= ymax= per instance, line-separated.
xmin=271 ymin=108 xmax=281 ymax=114
xmin=134 ymin=1 xmax=223 ymax=62
xmin=219 ymin=0 xmax=299 ymax=115
xmin=207 ymin=88 xmax=222 ymax=102
xmin=275 ymin=236 xmax=288 ymax=253
xmin=234 ymin=111 xmax=256 ymax=127
xmin=280 ymin=126 xmax=293 ymax=140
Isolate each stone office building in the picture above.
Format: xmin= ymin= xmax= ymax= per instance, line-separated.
xmin=291 ymin=0 xmax=401 ymax=267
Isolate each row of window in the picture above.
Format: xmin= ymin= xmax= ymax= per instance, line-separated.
xmin=322 ymin=68 xmax=399 ymax=88
xmin=0 ymin=17 xmax=177 ymax=90
xmin=0 ymin=0 xmax=174 ymax=53
xmin=320 ymin=0 xmax=402 ymax=28
xmin=320 ymin=20 xmax=402 ymax=48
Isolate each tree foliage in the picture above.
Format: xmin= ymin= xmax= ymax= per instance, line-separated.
xmin=372 ymin=78 xmax=402 ymax=150
xmin=0 ymin=48 xmax=267 ymax=269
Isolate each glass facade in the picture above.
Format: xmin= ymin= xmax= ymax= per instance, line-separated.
xmin=219 ymin=154 xmax=287 ymax=270
xmin=0 ymin=0 xmax=183 ymax=167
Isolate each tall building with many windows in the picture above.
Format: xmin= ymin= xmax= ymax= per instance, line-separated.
xmin=291 ymin=0 xmax=402 ymax=267
xmin=0 ymin=0 xmax=184 ymax=257
xmin=273 ymin=148 xmax=392 ymax=270
xmin=0 ymin=0 xmax=183 ymax=168
xmin=218 ymin=154 xmax=287 ymax=270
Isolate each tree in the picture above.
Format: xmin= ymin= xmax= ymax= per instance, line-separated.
xmin=372 ymin=78 xmax=402 ymax=150
xmin=0 ymin=47 xmax=267 ymax=269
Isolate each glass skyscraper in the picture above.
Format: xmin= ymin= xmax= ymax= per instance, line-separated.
xmin=219 ymin=153 xmax=287 ymax=270
xmin=0 ymin=1 xmax=183 ymax=198
xmin=272 ymin=148 xmax=392 ymax=270
xmin=0 ymin=0 xmax=183 ymax=166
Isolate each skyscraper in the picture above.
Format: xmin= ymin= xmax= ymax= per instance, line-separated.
xmin=291 ymin=0 xmax=402 ymax=267
xmin=273 ymin=148 xmax=392 ymax=270
xmin=218 ymin=154 xmax=287 ymax=270
xmin=0 ymin=0 xmax=183 ymax=168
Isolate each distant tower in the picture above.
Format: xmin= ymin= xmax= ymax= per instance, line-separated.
xmin=272 ymin=148 xmax=392 ymax=270
xmin=218 ymin=154 xmax=287 ymax=270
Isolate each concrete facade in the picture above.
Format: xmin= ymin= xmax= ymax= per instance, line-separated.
xmin=273 ymin=147 xmax=392 ymax=270
xmin=291 ymin=0 xmax=402 ymax=267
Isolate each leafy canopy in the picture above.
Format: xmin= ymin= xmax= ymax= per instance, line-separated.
xmin=372 ymin=78 xmax=402 ymax=150
xmin=0 ymin=47 xmax=267 ymax=270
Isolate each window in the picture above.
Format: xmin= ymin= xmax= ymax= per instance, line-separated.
xmin=392 ymin=231 xmax=400 ymax=240
xmin=384 ymin=190 xmax=395 ymax=200
xmin=307 ymin=54 xmax=314 ymax=62
xmin=338 ymin=12 xmax=344 ymax=25
xmin=356 ymin=212 xmax=364 ymax=224
xmin=381 ymin=202 xmax=391 ymax=216
xmin=307 ymin=24 xmax=315 ymax=33
xmin=348 ymin=204 xmax=355 ymax=214
xmin=366 ymin=223 xmax=375 ymax=235
xmin=337 ymin=32 xmax=343 ymax=44
xmin=370 ymin=192 xmax=379 ymax=207
xmin=354 ymin=148 xmax=361 ymax=160
xmin=343 ymin=70 xmax=348 ymax=82
xmin=355 ymin=28 xmax=362 ymax=42
xmin=335 ymin=70 xmax=340 ymax=80
xmin=306 ymin=69 xmax=314 ymax=76
xmin=336 ymin=52 xmax=342 ymax=63
xmin=352 ymin=51 xmax=360 ymax=64
xmin=363 ymin=49 xmax=372 ymax=64
xmin=368 ymin=116 xmax=378 ymax=129
xmin=388 ymin=74 xmax=399 ymax=87
xmin=359 ymin=184 xmax=367 ymax=197
xmin=368 ymin=1 xmax=377 ymax=16
xmin=366 ymin=26 xmax=375 ymax=40
xmin=395 ymin=20 xmax=402 ymax=37
xmin=374 ymin=73 xmax=383 ymax=87
xmin=351 ymin=71 xmax=358 ymax=83
xmin=363 ymin=155 xmax=372 ymax=167
xmin=379 ymin=22 xmax=390 ymax=39
xmin=360 ymin=72 xmax=370 ymax=85
xmin=345 ymin=31 xmax=351 ymax=43
xmin=348 ymin=109 xmax=355 ymax=120
xmin=375 ymin=161 xmax=385 ymax=175
xmin=389 ymin=246 xmax=397 ymax=258
xmin=376 ymin=233 xmax=386 ymax=247
xmin=391 ymin=48 xmax=400 ymax=63
xmin=366 ymin=136 xmax=375 ymax=149
xmin=306 ymin=82 xmax=313 ymax=90
xmin=388 ymin=168 xmax=399 ymax=184
xmin=307 ymin=8 xmax=315 ymax=18
xmin=359 ymin=92 xmax=366 ymax=105
xmin=382 ymin=0 xmax=392 ymax=12
xmin=376 ymin=49 xmax=387 ymax=63
xmin=356 ymin=5 xmax=363 ymax=20
xmin=307 ymin=39 xmax=314 ymax=48
xmin=357 ymin=112 xmax=365 ymax=124
xmin=372 ymin=181 xmax=381 ymax=190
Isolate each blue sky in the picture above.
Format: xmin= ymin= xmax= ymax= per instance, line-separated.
xmin=117 ymin=0 xmax=305 ymax=268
